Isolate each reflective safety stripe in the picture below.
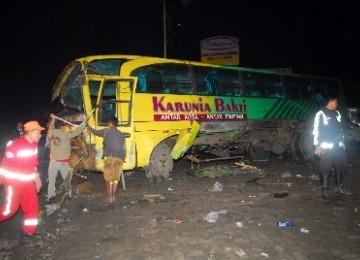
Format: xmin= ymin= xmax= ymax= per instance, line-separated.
xmin=5 ymin=151 xmax=14 ymax=159
xmin=24 ymin=218 xmax=38 ymax=226
xmin=0 ymin=168 xmax=36 ymax=181
xmin=2 ymin=186 xmax=13 ymax=216
xmin=320 ymin=142 xmax=334 ymax=149
xmin=17 ymin=148 xmax=38 ymax=158
xmin=313 ymin=110 xmax=342 ymax=146
xmin=336 ymin=112 xmax=341 ymax=122
xmin=313 ymin=111 xmax=327 ymax=145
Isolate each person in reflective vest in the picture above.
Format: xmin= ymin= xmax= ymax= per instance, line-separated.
xmin=0 ymin=121 xmax=44 ymax=235
xmin=313 ymin=96 xmax=349 ymax=199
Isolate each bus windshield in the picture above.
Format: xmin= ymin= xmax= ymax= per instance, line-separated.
xmin=54 ymin=58 xmax=130 ymax=109
xmin=61 ymin=62 xmax=84 ymax=109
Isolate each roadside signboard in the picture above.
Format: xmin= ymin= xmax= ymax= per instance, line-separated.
xmin=201 ymin=36 xmax=239 ymax=65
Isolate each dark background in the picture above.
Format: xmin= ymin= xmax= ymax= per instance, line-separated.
xmin=1 ymin=0 xmax=359 ymax=139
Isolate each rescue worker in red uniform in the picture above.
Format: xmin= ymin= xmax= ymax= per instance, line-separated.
xmin=0 ymin=121 xmax=44 ymax=235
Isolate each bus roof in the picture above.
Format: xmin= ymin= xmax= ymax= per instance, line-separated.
xmin=75 ymin=54 xmax=341 ymax=82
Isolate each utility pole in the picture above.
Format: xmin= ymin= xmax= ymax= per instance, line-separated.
xmin=163 ymin=0 xmax=167 ymax=58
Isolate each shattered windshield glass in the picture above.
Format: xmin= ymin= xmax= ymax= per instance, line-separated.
xmin=58 ymin=59 xmax=128 ymax=109
xmin=61 ymin=62 xmax=84 ymax=109
xmin=87 ymin=59 xmax=123 ymax=75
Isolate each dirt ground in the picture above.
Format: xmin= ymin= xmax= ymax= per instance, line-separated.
xmin=1 ymin=142 xmax=360 ymax=260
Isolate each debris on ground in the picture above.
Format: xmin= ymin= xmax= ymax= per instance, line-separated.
xmin=45 ymin=204 xmax=60 ymax=216
xmin=203 ymin=209 xmax=228 ymax=223
xmin=245 ymin=174 xmax=270 ymax=184
xmin=234 ymin=248 xmax=246 ymax=257
xmin=234 ymin=161 xmax=259 ymax=170
xmin=277 ymin=221 xmax=295 ymax=227
xmin=190 ymin=164 xmax=261 ymax=178
xmin=235 ymin=221 xmax=243 ymax=228
xmin=76 ymin=181 xmax=93 ymax=193
xmin=274 ymin=192 xmax=289 ymax=198
xmin=300 ymin=227 xmax=309 ymax=233
xmin=173 ymin=218 xmax=182 ymax=224
xmin=261 ymin=252 xmax=269 ymax=258
xmin=209 ymin=181 xmax=223 ymax=192
xmin=281 ymin=172 xmax=292 ymax=178
xmin=309 ymin=173 xmax=320 ymax=181
xmin=0 ymin=238 xmax=18 ymax=259
xmin=143 ymin=194 xmax=166 ymax=202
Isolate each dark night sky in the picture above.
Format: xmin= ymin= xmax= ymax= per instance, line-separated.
xmin=1 ymin=0 xmax=359 ymax=135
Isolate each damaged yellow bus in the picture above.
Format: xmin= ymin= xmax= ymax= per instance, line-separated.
xmin=51 ymin=55 xmax=345 ymax=182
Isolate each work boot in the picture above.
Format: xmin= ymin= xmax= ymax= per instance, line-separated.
xmin=320 ymin=174 xmax=330 ymax=199
xmin=104 ymin=181 xmax=113 ymax=204
xmin=334 ymin=172 xmax=352 ymax=195
xmin=47 ymin=196 xmax=56 ymax=204
xmin=334 ymin=184 xmax=352 ymax=195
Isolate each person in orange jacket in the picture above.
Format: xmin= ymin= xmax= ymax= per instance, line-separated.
xmin=0 ymin=121 xmax=44 ymax=236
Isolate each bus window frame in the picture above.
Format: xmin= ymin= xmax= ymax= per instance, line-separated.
xmin=86 ymin=75 xmax=134 ymax=127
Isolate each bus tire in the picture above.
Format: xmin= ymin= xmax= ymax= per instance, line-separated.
xmin=248 ymin=143 xmax=270 ymax=162
xmin=292 ymin=133 xmax=314 ymax=160
xmin=291 ymin=134 xmax=302 ymax=159
xmin=145 ymin=142 xmax=174 ymax=183
xmin=298 ymin=133 xmax=314 ymax=160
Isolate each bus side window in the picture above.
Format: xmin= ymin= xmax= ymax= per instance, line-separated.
xmin=248 ymin=89 xmax=262 ymax=97
xmin=88 ymin=80 xmax=101 ymax=107
xmin=311 ymin=85 xmax=327 ymax=106
xmin=219 ymin=70 xmax=242 ymax=96
xmin=177 ymin=80 xmax=192 ymax=94
xmin=244 ymin=72 xmax=264 ymax=97
xmin=176 ymin=73 xmax=192 ymax=94
xmin=137 ymin=70 xmax=147 ymax=92
xmin=163 ymin=82 xmax=177 ymax=94
xmin=283 ymin=76 xmax=302 ymax=98
xmin=313 ymin=92 xmax=325 ymax=102
xmin=264 ymin=74 xmax=283 ymax=98
xmin=164 ymin=64 xmax=192 ymax=94
xmin=234 ymin=88 xmax=243 ymax=96
xmin=146 ymin=70 xmax=163 ymax=93
xmin=193 ymin=67 xmax=218 ymax=95
xmin=132 ymin=67 xmax=163 ymax=93
xmin=98 ymin=81 xmax=117 ymax=125
xmin=266 ymin=88 xmax=284 ymax=98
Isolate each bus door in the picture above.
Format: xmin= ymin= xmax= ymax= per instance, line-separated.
xmin=96 ymin=77 xmax=136 ymax=169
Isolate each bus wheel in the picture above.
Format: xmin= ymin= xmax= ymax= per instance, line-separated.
xmin=291 ymin=134 xmax=302 ymax=159
xmin=145 ymin=142 xmax=174 ymax=183
xmin=298 ymin=133 xmax=314 ymax=160
xmin=248 ymin=142 xmax=270 ymax=162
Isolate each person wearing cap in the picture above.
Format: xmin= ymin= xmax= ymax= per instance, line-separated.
xmin=0 ymin=120 xmax=44 ymax=237
xmin=46 ymin=113 xmax=88 ymax=204
xmin=87 ymin=116 xmax=126 ymax=205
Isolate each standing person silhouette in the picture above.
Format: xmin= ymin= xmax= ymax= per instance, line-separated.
xmin=313 ymin=96 xmax=350 ymax=199
xmin=87 ymin=116 xmax=126 ymax=205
